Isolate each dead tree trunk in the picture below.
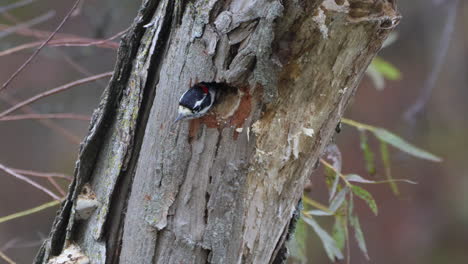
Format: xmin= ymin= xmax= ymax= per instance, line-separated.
xmin=35 ymin=0 xmax=399 ymax=263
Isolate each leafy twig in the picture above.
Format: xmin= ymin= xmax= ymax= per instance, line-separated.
xmin=320 ymin=158 xmax=351 ymax=187
xmin=302 ymin=195 xmax=334 ymax=215
xmin=341 ymin=118 xmax=442 ymax=162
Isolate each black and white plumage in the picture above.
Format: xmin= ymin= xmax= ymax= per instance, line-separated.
xmin=174 ymin=82 xmax=218 ymax=122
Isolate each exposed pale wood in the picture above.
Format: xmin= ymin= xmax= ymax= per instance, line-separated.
xmin=35 ymin=0 xmax=399 ymax=263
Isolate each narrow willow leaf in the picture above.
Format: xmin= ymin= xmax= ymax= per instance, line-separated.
xmin=379 ymin=140 xmax=399 ymax=195
xmin=366 ymin=65 xmax=385 ymax=90
xmin=351 ymin=185 xmax=378 ymax=216
xmin=371 ymin=57 xmax=402 ymax=80
xmin=323 ymin=144 xmax=342 ymax=172
xmin=350 ymin=215 xmax=370 ymax=260
xmin=359 ymin=131 xmax=376 ymax=175
xmin=346 ymin=174 xmax=376 ymax=184
xmin=302 ymin=196 xmax=333 ymax=214
xmin=330 ymin=188 xmax=348 ymax=212
xmin=303 ymin=216 xmax=344 ymax=261
xmin=324 ymin=164 xmax=341 ymax=202
xmin=382 ymin=32 xmax=399 ymax=48
xmin=324 ymin=166 xmax=335 ymax=189
xmin=347 ymin=174 xmax=418 ymax=185
xmin=348 ymin=192 xmax=354 ymax=217
xmin=287 ymin=237 xmax=307 ymax=263
xmin=373 ymin=128 xmax=442 ymax=162
xmin=289 ymin=219 xmax=308 ymax=263
xmin=332 ymin=216 xmax=347 ymax=250
xmin=307 ymin=210 xmax=334 ymax=216
xmin=329 ymin=172 xmax=340 ymax=202
xmin=378 ymin=179 xmax=417 ymax=185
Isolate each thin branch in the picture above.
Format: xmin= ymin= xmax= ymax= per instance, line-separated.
xmin=0 ymin=0 xmax=82 ymax=93
xmin=0 ymin=11 xmax=55 ymax=39
xmin=0 ymin=92 xmax=81 ymax=144
xmin=0 ymin=200 xmax=60 ymax=225
xmin=1 ymin=238 xmax=21 ymax=251
xmin=0 ymin=113 xmax=91 ymax=122
xmin=10 ymin=168 xmax=72 ymax=180
xmin=0 ymin=0 xmax=36 ymax=13
xmin=0 ymin=38 xmax=119 ymax=57
xmin=2 ymin=238 xmax=44 ymax=250
xmin=47 ymin=176 xmax=66 ymax=196
xmin=0 ymin=163 xmax=61 ymax=200
xmin=0 ymin=23 xmax=84 ymax=39
xmin=404 ymin=0 xmax=459 ymax=122
xmin=64 ymin=27 xmax=128 ymax=47
xmin=0 ymin=72 xmax=113 ymax=119
xmin=0 ymin=20 xmax=125 ymax=57
xmin=320 ymin=158 xmax=351 ymax=187
xmin=0 ymin=250 xmax=16 ymax=264
xmin=59 ymin=51 xmax=108 ymax=87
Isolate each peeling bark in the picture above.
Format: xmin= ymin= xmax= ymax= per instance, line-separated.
xmin=35 ymin=0 xmax=399 ymax=263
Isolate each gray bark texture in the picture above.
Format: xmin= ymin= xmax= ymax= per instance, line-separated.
xmin=34 ymin=0 xmax=400 ymax=263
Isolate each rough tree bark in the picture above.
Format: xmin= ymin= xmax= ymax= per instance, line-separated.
xmin=35 ymin=0 xmax=399 ymax=263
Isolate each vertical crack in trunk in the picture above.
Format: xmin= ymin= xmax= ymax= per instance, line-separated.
xmin=104 ymin=1 xmax=178 ymax=262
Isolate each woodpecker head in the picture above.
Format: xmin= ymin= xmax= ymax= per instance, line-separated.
xmin=175 ymin=82 xmax=218 ymax=122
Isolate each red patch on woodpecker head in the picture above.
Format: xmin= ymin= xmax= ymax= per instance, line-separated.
xmin=200 ymin=84 xmax=209 ymax=94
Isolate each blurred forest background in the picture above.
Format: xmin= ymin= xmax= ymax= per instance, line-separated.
xmin=0 ymin=0 xmax=466 ymax=263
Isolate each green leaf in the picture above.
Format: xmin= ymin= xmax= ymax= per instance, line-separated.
xmin=329 ymin=173 xmax=341 ymax=202
xmin=324 ymin=164 xmax=341 ymax=201
xmin=382 ymin=32 xmax=399 ymax=48
xmin=303 ymin=216 xmax=344 ymax=261
xmin=373 ymin=128 xmax=442 ymax=162
xmin=347 ymin=174 xmax=418 ymax=186
xmin=380 ymin=141 xmax=399 ymax=195
xmin=371 ymin=57 xmax=402 ymax=80
xmin=307 ymin=210 xmax=334 ymax=216
xmin=359 ymin=131 xmax=376 ymax=175
xmin=324 ymin=166 xmax=336 ymax=188
xmin=366 ymin=65 xmax=385 ymax=90
xmin=302 ymin=196 xmax=334 ymax=215
xmin=350 ymin=215 xmax=370 ymax=260
xmin=330 ymin=188 xmax=348 ymax=212
xmin=351 ymin=185 xmax=378 ymax=215
xmin=346 ymin=174 xmax=376 ymax=184
xmin=378 ymin=179 xmax=418 ymax=185
xmin=348 ymin=192 xmax=354 ymax=217
xmin=332 ymin=216 xmax=347 ymax=250
xmin=289 ymin=218 xmax=308 ymax=263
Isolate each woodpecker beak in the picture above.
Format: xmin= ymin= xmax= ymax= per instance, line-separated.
xmin=174 ymin=105 xmax=192 ymax=123
xmin=174 ymin=113 xmax=185 ymax=123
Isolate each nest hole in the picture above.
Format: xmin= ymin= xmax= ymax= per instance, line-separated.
xmin=211 ymin=82 xmax=244 ymax=120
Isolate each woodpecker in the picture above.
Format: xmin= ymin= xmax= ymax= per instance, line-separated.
xmin=174 ymin=82 xmax=218 ymax=122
